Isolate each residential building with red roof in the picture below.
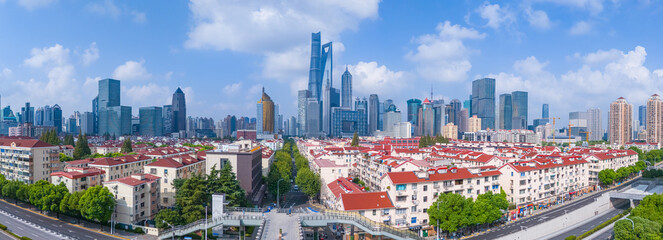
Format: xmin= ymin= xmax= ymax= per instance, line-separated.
xmin=311 ymin=158 xmax=350 ymax=185
xmin=322 ymin=177 xmax=395 ymax=224
xmin=498 ymin=157 xmax=590 ymax=206
xmin=0 ymin=137 xmax=61 ymax=184
xmin=145 ymin=155 xmax=205 ymax=207
xmin=380 ymin=167 xmax=501 ymax=228
xmin=88 ymin=155 xmax=152 ymax=182
xmin=104 ymin=174 xmax=161 ymax=225
xmin=582 ymin=149 xmax=638 ymax=184
xmin=51 ymin=167 xmax=105 ymax=193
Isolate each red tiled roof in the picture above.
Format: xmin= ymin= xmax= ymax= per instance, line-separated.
xmin=51 ymin=168 xmax=105 ymax=179
xmin=341 ymin=192 xmax=395 ymax=211
xmin=0 ymin=138 xmax=53 ymax=148
xmin=147 ymin=158 xmax=184 ymax=168
xmin=327 ymin=178 xmax=364 ymax=198
xmin=105 ymin=174 xmax=160 ymax=186
xmin=88 ymin=155 xmax=151 ymax=166
xmin=386 ymin=168 xmax=501 ymax=184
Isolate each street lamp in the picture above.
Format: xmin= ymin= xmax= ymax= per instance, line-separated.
xmin=162 ymin=220 xmax=175 ymax=240
xmin=436 ymin=202 xmax=440 ymax=240
xmin=277 ymin=179 xmax=285 ymax=208
xmin=624 ymin=217 xmax=635 ymax=230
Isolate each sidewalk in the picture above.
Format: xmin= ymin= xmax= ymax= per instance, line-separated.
xmin=0 ymin=198 xmax=135 ymax=240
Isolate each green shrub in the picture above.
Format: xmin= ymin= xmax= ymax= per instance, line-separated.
xmin=19 ymin=237 xmax=31 ymax=240
xmin=565 ymin=235 xmax=576 ymax=240
xmin=133 ymin=227 xmax=144 ymax=234
xmin=0 ymin=224 xmax=6 ymax=230
xmin=577 ymin=208 xmax=631 ymax=239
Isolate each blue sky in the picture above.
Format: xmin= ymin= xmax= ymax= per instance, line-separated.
xmin=1 ymin=0 xmax=662 ymax=126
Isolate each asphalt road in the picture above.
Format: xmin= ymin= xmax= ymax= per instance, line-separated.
xmin=0 ymin=200 xmax=123 ymax=240
xmin=590 ymin=225 xmax=615 ymax=240
xmin=0 ymin=230 xmax=15 ymax=240
xmin=466 ymin=179 xmax=636 ymax=240
xmin=548 ymin=205 xmax=625 ymax=240
xmin=0 ymin=208 xmax=68 ymax=239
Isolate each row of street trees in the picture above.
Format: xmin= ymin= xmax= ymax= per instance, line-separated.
xmin=419 ymin=135 xmax=450 ymax=148
xmin=427 ymin=191 xmax=509 ymax=235
xmin=597 ymin=161 xmax=646 ymax=186
xmin=155 ymin=164 xmax=249 ymax=228
xmin=292 ymin=142 xmax=321 ymax=199
xmin=0 ymin=175 xmax=115 ymax=229
xmin=614 ymin=194 xmax=663 ymax=239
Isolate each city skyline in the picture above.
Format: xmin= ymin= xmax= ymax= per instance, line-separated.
xmin=1 ymin=1 xmax=663 ymax=125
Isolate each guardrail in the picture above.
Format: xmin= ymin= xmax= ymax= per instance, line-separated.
xmin=158 ymin=214 xmax=265 ymax=239
xmin=302 ymin=209 xmax=421 ymax=240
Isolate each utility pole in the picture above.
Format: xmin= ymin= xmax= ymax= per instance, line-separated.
xmin=205 ymin=205 xmax=208 ymax=240
xmin=277 ymin=178 xmax=284 ymax=208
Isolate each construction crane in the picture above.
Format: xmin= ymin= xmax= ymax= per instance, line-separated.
xmin=568 ymin=123 xmax=574 ymax=147
xmin=546 ymin=117 xmax=561 ymax=146
xmin=584 ymin=131 xmax=592 ymax=145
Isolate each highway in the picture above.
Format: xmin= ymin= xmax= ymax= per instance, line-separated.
xmin=0 ymin=208 xmax=69 ymax=239
xmin=0 ymin=200 xmax=124 ymax=240
xmin=548 ymin=205 xmax=625 ymax=240
xmin=466 ymin=179 xmax=636 ymax=240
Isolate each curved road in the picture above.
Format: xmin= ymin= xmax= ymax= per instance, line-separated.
xmin=0 ymin=200 xmax=124 ymax=240
xmin=466 ymin=179 xmax=636 ymax=240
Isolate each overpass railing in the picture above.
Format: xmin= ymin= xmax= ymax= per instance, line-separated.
xmin=302 ymin=209 xmax=421 ymax=240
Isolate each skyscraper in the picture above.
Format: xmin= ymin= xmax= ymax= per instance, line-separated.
xmin=162 ymin=105 xmax=173 ymax=134
xmin=139 ymin=106 xmax=163 ymax=136
xmin=21 ymin=102 xmax=34 ymax=124
xmin=646 ymin=94 xmax=662 ymax=143
xmin=257 ymin=88 xmax=274 ymax=135
xmin=354 ymin=97 xmax=369 ymax=136
xmin=407 ymin=99 xmax=422 ymax=124
xmin=92 ymin=96 xmax=98 ymax=134
xmin=98 ymin=79 xmax=120 ymax=109
xmin=471 ymin=78 xmax=495 ymax=130
xmin=432 ymin=99 xmax=445 ymax=135
xmin=542 ymin=104 xmax=549 ymax=119
xmin=52 ymin=104 xmax=62 ymax=133
xmin=639 ymin=105 xmax=647 ymax=128
xmin=498 ymin=94 xmax=512 ymax=130
xmin=97 ymin=79 xmax=132 ymax=136
xmin=171 ymin=87 xmax=187 ymax=134
xmin=297 ymin=90 xmax=310 ymax=136
xmin=369 ymin=94 xmax=379 ymax=134
xmin=609 ymin=97 xmax=632 ymax=145
xmin=418 ymin=98 xmax=435 ymax=136
xmin=569 ymin=111 xmax=588 ymax=139
xmin=449 ymin=99 xmax=462 ymax=125
xmin=341 ymin=67 xmax=353 ymax=108
xmin=304 ymin=32 xmax=333 ymax=137
xmin=511 ymin=91 xmax=528 ymax=129
xmin=587 ymin=108 xmax=602 ymax=141
xmin=458 ymin=109 xmax=469 ymax=133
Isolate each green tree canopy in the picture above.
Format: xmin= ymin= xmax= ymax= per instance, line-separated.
xmin=63 ymin=134 xmax=75 ymax=146
xmin=73 ymin=133 xmax=91 ymax=160
xmin=614 ymin=216 xmax=662 ymax=240
xmin=121 ymin=138 xmax=133 ymax=153
xmin=427 ymin=193 xmax=473 ymax=233
xmin=351 ymin=132 xmax=359 ymax=147
xmin=598 ymin=169 xmax=616 ymax=186
xmin=79 ymin=185 xmax=115 ymax=223
xmin=295 ymin=168 xmax=321 ymax=198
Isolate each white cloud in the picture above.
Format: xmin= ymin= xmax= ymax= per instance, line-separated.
xmin=131 ymin=11 xmax=146 ymax=23
xmin=533 ymin=0 xmax=606 ymax=15
xmin=407 ymin=21 xmax=485 ymax=82
xmin=525 ymin=8 xmax=551 ymax=29
xmin=185 ymin=0 xmax=379 ymax=53
xmin=476 ymin=2 xmax=516 ymax=29
xmin=18 ymin=0 xmax=56 ymax=10
xmin=24 ymin=44 xmax=69 ymax=68
xmin=569 ymin=21 xmax=592 ymax=35
xmin=82 ymin=42 xmax=99 ymax=66
xmin=112 ymin=60 xmax=152 ymax=81
xmin=349 ymin=61 xmax=408 ymax=96
xmin=86 ymin=0 xmax=146 ymax=23
xmin=0 ymin=68 xmax=12 ymax=78
xmin=581 ymin=49 xmax=621 ymax=65
xmin=123 ymin=83 xmax=171 ymax=107
xmin=223 ymin=82 xmax=242 ymax=95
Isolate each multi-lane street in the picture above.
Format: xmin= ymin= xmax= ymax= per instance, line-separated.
xmin=0 ymin=200 xmax=125 ymax=240
xmin=466 ymin=178 xmax=636 ymax=240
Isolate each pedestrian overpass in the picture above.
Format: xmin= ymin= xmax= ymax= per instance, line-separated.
xmin=609 ymin=180 xmax=663 ymax=207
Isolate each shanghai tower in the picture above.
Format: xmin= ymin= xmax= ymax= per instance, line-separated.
xmin=308 ymin=32 xmax=322 ymax=100
xmin=172 ymin=87 xmax=186 ymax=133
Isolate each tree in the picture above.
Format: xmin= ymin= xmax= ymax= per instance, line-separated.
xmin=174 ymin=174 xmax=207 ymax=223
xmin=631 ymin=194 xmax=663 ymax=226
xmin=351 ymin=132 xmax=359 ymax=147
xmin=616 ymin=167 xmax=630 ymax=181
xmin=1 ymin=180 xmax=21 ymax=200
xmin=29 ymin=180 xmax=53 ymax=211
xmin=59 ymin=153 xmax=73 ymax=162
xmin=40 ymin=129 xmax=61 ymax=145
xmin=428 ymin=193 xmax=474 ymax=233
xmin=614 ymin=216 xmax=662 ymax=240
xmin=295 ymin=168 xmax=321 ymax=199
xmin=60 ymin=191 xmax=84 ymax=218
xmin=208 ymin=164 xmax=249 ymax=207
xmin=73 ymin=133 xmax=91 ymax=160
xmin=635 ymin=161 xmax=647 ymax=171
xmin=598 ymin=169 xmax=616 ymax=186
xmin=121 ymin=138 xmax=133 ymax=153
xmin=155 ymin=209 xmax=184 ymax=229
xmin=63 ymin=134 xmax=75 ymax=146
xmin=79 ymin=185 xmax=115 ymax=226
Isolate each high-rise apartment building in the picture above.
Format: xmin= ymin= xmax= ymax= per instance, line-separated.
xmin=569 ymin=111 xmax=588 ymax=139
xmin=171 ymin=87 xmax=187 ymax=134
xmin=609 ymin=97 xmax=633 ymax=145
xmin=418 ymin=99 xmax=435 ymax=136
xmin=511 ymin=91 xmax=528 ymax=129
xmin=458 ymin=109 xmax=469 ymax=133
xmin=341 ymin=67 xmax=352 ymax=108
xmin=471 ymin=78 xmax=495 ymax=130
xmin=499 ymin=94 xmax=512 ymax=130
xmin=139 ymin=106 xmax=163 ymax=136
xmin=646 ymin=94 xmax=663 ymax=143
xmin=468 ymin=115 xmax=482 ymax=133
xmin=587 ymin=108 xmax=602 ymax=141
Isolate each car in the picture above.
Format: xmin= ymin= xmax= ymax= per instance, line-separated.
xmin=293 ymin=185 xmax=299 ymax=191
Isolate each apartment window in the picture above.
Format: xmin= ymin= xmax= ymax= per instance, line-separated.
xmin=411 ymin=206 xmax=417 ymax=212
xmin=396 ymin=208 xmax=406 ymax=214
xmin=520 ymin=189 xmax=526 ymax=194
xmin=411 ymin=183 xmax=417 ymax=190
xmin=423 ymin=185 xmax=428 ymax=191
xmin=467 ymin=189 xmax=472 ymax=194
xmin=396 ymin=184 xmax=406 ymax=191
xmin=359 ymin=210 xmax=365 ymax=216
xmin=164 ymin=169 xmax=168 ymax=174
xmin=423 ymin=208 xmax=427 ymax=213
xmin=411 ymin=217 xmax=417 ymax=224
xmin=521 ymin=172 xmax=525 ymax=177
xmin=383 ymin=209 xmax=389 ymax=215
xmin=163 ymin=197 xmax=168 ymax=203
xmin=396 ymin=196 xmax=407 ymax=202
xmin=476 ymin=180 xmax=480 ymax=185
xmin=423 ymin=196 xmax=428 ymax=202
xmin=492 ymin=176 xmax=499 ymax=181
xmin=372 ymin=210 xmax=377 ymax=216
xmin=164 ymin=178 xmax=168 ymax=183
